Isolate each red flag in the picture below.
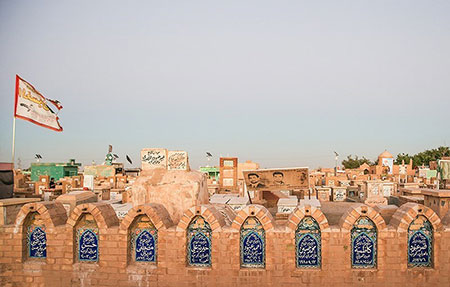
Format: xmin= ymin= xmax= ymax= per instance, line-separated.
xmin=46 ymin=98 xmax=63 ymax=110
xmin=14 ymin=75 xmax=63 ymax=132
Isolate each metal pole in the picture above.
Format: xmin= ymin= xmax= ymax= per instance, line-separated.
xmin=11 ymin=117 xmax=16 ymax=168
xmin=437 ymin=160 xmax=440 ymax=191
xmin=335 ymin=156 xmax=338 ymax=174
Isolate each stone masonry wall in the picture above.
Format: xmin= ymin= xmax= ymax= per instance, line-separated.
xmin=0 ymin=201 xmax=450 ymax=287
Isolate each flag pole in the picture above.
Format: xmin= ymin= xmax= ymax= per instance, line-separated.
xmin=11 ymin=117 xmax=16 ymax=168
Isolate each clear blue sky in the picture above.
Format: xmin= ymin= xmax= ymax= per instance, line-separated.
xmin=1 ymin=0 xmax=449 ymax=170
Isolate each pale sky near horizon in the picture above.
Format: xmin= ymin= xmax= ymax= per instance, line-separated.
xmin=0 ymin=0 xmax=449 ymax=170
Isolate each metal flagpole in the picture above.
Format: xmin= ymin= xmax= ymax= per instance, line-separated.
xmin=437 ymin=160 xmax=440 ymax=191
xmin=11 ymin=117 xmax=16 ymax=168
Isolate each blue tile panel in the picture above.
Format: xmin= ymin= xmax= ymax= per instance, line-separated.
xmin=240 ymin=217 xmax=265 ymax=268
xmin=187 ymin=216 xmax=212 ymax=267
xmin=408 ymin=215 xmax=433 ymax=268
xmin=296 ymin=217 xmax=321 ymax=268
xmin=351 ymin=217 xmax=377 ymax=268
xmin=78 ymin=228 xmax=99 ymax=262
xmin=28 ymin=226 xmax=47 ymax=258
xmin=134 ymin=229 xmax=157 ymax=262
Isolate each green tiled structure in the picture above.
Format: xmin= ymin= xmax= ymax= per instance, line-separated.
xmin=30 ymin=159 xmax=81 ymax=181
xmin=199 ymin=166 xmax=220 ymax=181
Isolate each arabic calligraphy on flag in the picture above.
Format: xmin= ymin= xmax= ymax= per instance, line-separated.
xmin=14 ymin=75 xmax=63 ymax=131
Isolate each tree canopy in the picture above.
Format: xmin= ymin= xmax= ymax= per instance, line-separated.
xmin=341 ymin=155 xmax=373 ymax=169
xmin=394 ymin=146 xmax=450 ymax=168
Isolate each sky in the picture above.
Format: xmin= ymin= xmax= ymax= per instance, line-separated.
xmin=0 ymin=0 xmax=449 ymax=170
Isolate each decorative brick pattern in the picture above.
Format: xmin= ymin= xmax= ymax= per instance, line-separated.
xmin=339 ymin=203 xmax=387 ymax=231
xmin=177 ymin=204 xmax=227 ymax=232
xmin=1 ymin=202 xmax=450 ymax=286
xmin=390 ymin=203 xmax=442 ymax=232
xmin=120 ymin=203 xmax=173 ymax=233
xmin=287 ymin=205 xmax=329 ymax=233
xmin=231 ymin=204 xmax=275 ymax=232
xmin=15 ymin=201 xmax=68 ymax=231
xmin=67 ymin=203 xmax=119 ymax=229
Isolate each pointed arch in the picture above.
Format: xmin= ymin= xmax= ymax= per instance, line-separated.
xmin=287 ymin=205 xmax=329 ymax=232
xmin=177 ymin=204 xmax=226 ymax=232
xmin=186 ymin=215 xmax=212 ymax=267
xmin=120 ymin=203 xmax=173 ymax=232
xmin=15 ymin=202 xmax=66 ymax=262
xmin=15 ymin=201 xmax=67 ymax=232
xmin=231 ymin=204 xmax=275 ymax=232
xmin=339 ymin=204 xmax=386 ymax=231
xmin=390 ymin=203 xmax=441 ymax=231
xmin=67 ymin=203 xmax=119 ymax=229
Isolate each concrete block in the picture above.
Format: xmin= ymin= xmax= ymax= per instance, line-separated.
xmin=55 ymin=191 xmax=97 ymax=216
xmin=0 ymin=198 xmax=41 ymax=226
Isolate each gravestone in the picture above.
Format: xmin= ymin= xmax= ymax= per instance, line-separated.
xmin=111 ymin=202 xmax=133 ymax=219
xmin=382 ymin=183 xmax=394 ymax=197
xmin=408 ymin=215 xmax=433 ymax=267
xmin=316 ymin=187 xmax=331 ymax=202
xmin=141 ymin=148 xmax=168 ymax=170
xmin=363 ymin=181 xmax=388 ymax=206
xmin=131 ymin=148 xmax=208 ymax=223
xmin=277 ymin=196 xmax=298 ymax=214
xmin=93 ymin=187 xmax=110 ymax=201
xmin=299 ymin=198 xmax=321 ymax=209
xmin=209 ymin=194 xmax=230 ymax=205
xmin=227 ymin=197 xmax=249 ymax=211
xmin=187 ymin=216 xmax=211 ymax=267
xmin=167 ymin=150 xmax=189 ymax=171
xmin=351 ymin=217 xmax=377 ymax=268
xmin=339 ymin=180 xmax=350 ymax=187
xmin=78 ymin=229 xmax=99 ymax=261
xmin=83 ymin=175 xmax=94 ymax=190
xmin=352 ymin=233 xmax=375 ymax=266
xmin=332 ymin=187 xmax=347 ymax=202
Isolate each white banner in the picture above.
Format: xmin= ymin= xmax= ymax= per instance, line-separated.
xmin=14 ymin=75 xmax=63 ymax=131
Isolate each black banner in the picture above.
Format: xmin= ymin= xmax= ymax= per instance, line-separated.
xmin=0 ymin=171 xmax=14 ymax=199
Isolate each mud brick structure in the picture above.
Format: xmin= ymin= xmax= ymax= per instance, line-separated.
xmin=1 ymin=199 xmax=450 ymax=287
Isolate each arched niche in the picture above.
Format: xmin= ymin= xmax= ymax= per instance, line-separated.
xmin=296 ymin=216 xmax=321 ymax=268
xmin=186 ymin=215 xmax=212 ymax=267
xmin=74 ymin=213 xmax=99 ymax=262
xmin=15 ymin=202 xmax=67 ymax=262
xmin=120 ymin=204 xmax=173 ymax=265
xmin=407 ymin=215 xmax=433 ymax=268
xmin=240 ymin=216 xmax=265 ymax=268
xmin=351 ymin=216 xmax=377 ymax=269
xmin=67 ymin=203 xmax=119 ymax=263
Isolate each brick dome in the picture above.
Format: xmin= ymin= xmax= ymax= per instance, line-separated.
xmin=378 ymin=150 xmax=393 ymax=159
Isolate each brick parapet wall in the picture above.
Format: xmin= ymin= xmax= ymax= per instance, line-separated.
xmin=1 ymin=202 xmax=450 ymax=286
